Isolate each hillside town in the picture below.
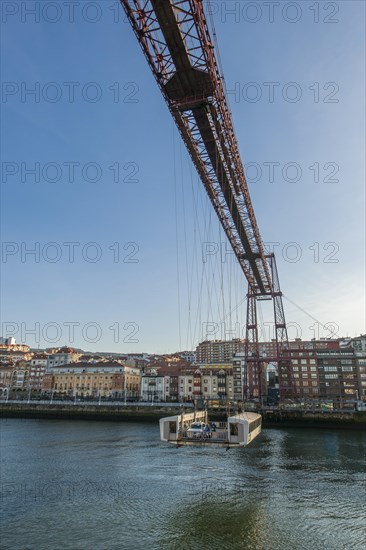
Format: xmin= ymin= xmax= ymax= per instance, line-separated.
xmin=0 ymin=335 xmax=365 ymax=408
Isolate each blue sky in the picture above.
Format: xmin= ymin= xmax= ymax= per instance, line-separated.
xmin=1 ymin=1 xmax=365 ymax=352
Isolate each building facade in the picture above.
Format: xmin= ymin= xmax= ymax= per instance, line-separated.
xmin=196 ymin=339 xmax=244 ymax=364
xmin=140 ymin=373 xmax=170 ymax=402
xmin=42 ymin=362 xmax=141 ymax=399
xmin=47 ymin=347 xmax=81 ymax=369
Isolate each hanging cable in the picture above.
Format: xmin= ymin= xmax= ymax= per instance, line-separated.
xmin=173 ymin=123 xmax=182 ymax=351
xmin=283 ymin=295 xmax=340 ymax=338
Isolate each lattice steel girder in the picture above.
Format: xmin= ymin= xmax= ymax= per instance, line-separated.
xmin=269 ymin=255 xmax=296 ymax=399
xmin=120 ymin=0 xmax=272 ymax=294
xmin=244 ymin=291 xmax=262 ymax=398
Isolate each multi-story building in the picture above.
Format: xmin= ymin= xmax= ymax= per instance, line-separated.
xmin=290 ymin=347 xmax=319 ymax=399
xmin=196 ymin=339 xmax=244 ymax=364
xmin=12 ymin=362 xmax=30 ymax=391
xmin=232 ymin=352 xmax=246 ymax=400
xmin=350 ymin=335 xmax=366 ymax=399
xmin=350 ymin=334 xmax=366 ymax=353
xmin=28 ymin=354 xmax=48 ymax=391
xmin=356 ymin=355 xmax=366 ymax=399
xmin=140 ymin=372 xmax=170 ymax=402
xmin=0 ymin=350 xmax=32 ymax=363
xmin=177 ymin=368 xmax=234 ymax=401
xmin=42 ymin=362 xmax=141 ymax=399
xmin=316 ymin=347 xmax=359 ymax=403
xmin=47 ymin=347 xmax=81 ymax=369
xmin=0 ymin=364 xmax=15 ymax=396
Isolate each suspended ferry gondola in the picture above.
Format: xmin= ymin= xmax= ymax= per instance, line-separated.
xmin=160 ymin=410 xmax=262 ymax=447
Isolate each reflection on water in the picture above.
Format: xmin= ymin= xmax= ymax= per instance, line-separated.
xmin=0 ymin=419 xmax=365 ymax=550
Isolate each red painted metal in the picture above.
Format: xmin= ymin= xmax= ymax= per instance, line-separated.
xmin=120 ymin=0 xmax=296 ymax=400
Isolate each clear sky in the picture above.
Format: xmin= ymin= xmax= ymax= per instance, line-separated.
xmin=1 ymin=1 xmax=365 ymax=353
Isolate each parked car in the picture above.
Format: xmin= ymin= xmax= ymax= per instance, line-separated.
xmin=187 ymin=422 xmax=211 ymax=438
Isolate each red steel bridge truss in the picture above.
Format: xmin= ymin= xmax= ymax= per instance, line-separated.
xmin=120 ymin=0 xmax=296 ymax=401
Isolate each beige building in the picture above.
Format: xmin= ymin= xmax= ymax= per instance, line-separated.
xmin=42 ymin=362 xmax=141 ymax=399
xmin=0 ymin=364 xmax=15 ymax=396
xmin=47 ymin=347 xmax=81 ymax=369
xmin=178 ymin=368 xmax=234 ymax=401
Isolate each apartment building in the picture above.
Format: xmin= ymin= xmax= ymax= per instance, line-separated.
xmin=42 ymin=362 xmax=141 ymax=398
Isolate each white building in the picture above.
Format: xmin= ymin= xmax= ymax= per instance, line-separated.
xmin=140 ymin=372 xmax=170 ymax=401
xmin=47 ymin=347 xmax=80 ymax=369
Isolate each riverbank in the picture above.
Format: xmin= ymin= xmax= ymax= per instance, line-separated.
xmin=1 ymin=402 xmax=365 ymax=429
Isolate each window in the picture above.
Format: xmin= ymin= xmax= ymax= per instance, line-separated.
xmin=310 ymin=366 xmax=317 ymax=371
xmin=324 ymin=366 xmax=337 ymax=372
xmin=293 ymin=366 xmax=299 ymax=371
xmin=301 ymin=360 xmax=307 ymax=365
xmin=325 ymin=374 xmax=338 ymax=379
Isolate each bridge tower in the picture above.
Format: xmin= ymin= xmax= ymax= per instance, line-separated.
xmin=120 ymin=0 xmax=296 ymax=402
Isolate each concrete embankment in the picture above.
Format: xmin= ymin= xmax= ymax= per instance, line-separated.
xmin=1 ymin=402 xmax=366 ymax=430
xmin=0 ymin=402 xmax=177 ymax=422
xmin=260 ymin=409 xmax=366 ymax=430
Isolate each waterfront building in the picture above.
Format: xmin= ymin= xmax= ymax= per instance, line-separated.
xmin=316 ymin=346 xmax=359 ymax=403
xmin=28 ymin=353 xmax=48 ymax=391
xmin=232 ymin=353 xmax=244 ymax=400
xmin=177 ymin=368 xmax=234 ymax=401
xmin=12 ymin=362 xmax=30 ymax=392
xmin=351 ymin=335 xmax=366 ymax=399
xmin=0 ymin=364 xmax=15 ymax=396
xmin=356 ymin=355 xmax=366 ymax=399
xmin=42 ymin=362 xmax=141 ymax=399
xmin=140 ymin=371 xmax=170 ymax=402
xmin=290 ymin=347 xmax=319 ymax=399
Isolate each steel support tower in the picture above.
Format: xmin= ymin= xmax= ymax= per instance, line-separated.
xmin=120 ymin=0 xmax=296 ymax=401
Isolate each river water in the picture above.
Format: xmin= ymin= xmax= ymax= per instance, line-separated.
xmin=0 ymin=419 xmax=365 ymax=550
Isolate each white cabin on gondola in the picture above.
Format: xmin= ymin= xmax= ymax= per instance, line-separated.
xmin=159 ymin=411 xmax=261 ymax=447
